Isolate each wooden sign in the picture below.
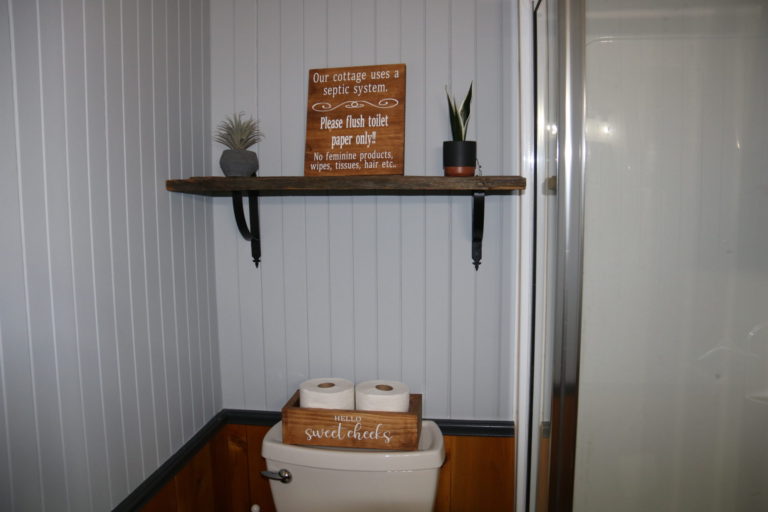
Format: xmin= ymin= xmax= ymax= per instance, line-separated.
xmin=281 ymin=390 xmax=422 ymax=450
xmin=304 ymin=63 xmax=406 ymax=176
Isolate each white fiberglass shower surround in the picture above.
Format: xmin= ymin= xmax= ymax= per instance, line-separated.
xmin=529 ymin=0 xmax=768 ymax=510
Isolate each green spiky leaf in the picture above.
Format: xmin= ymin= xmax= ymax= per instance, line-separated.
xmin=214 ymin=112 xmax=264 ymax=150
xmin=446 ymin=87 xmax=462 ymax=141
xmin=445 ymin=82 xmax=473 ymax=141
xmin=458 ymin=82 xmax=472 ymax=130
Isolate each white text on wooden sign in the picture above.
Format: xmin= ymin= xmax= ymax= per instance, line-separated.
xmin=304 ymin=63 xmax=406 ymax=176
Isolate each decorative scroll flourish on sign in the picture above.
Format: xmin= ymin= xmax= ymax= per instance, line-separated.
xmin=311 ymin=98 xmax=400 ymax=112
xmin=304 ymin=63 xmax=406 ymax=176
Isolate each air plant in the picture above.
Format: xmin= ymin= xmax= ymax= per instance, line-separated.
xmin=214 ymin=112 xmax=263 ymax=150
xmin=445 ymin=82 xmax=473 ymax=142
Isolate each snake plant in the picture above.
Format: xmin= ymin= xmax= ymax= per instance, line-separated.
xmin=445 ymin=82 xmax=473 ymax=141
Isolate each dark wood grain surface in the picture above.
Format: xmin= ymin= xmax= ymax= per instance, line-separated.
xmin=166 ymin=175 xmax=526 ymax=196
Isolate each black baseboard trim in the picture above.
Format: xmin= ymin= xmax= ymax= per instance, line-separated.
xmin=223 ymin=408 xmax=282 ymax=426
xmin=435 ymin=418 xmax=515 ymax=437
xmin=113 ymin=409 xmax=514 ymax=511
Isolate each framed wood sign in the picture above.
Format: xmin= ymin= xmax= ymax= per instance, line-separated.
xmin=304 ymin=63 xmax=406 ymax=176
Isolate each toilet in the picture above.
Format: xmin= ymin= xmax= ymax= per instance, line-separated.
xmin=261 ymin=420 xmax=445 ymax=512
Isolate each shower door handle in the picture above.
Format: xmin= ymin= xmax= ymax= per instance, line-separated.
xmin=261 ymin=468 xmax=292 ymax=484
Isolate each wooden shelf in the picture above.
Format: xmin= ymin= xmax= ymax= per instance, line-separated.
xmin=165 ymin=175 xmax=526 ymax=196
xmin=165 ymin=175 xmax=526 ymax=270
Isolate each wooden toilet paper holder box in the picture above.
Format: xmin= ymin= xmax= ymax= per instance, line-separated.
xmin=280 ymin=391 xmax=423 ymax=451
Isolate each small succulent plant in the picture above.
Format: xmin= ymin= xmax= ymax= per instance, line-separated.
xmin=445 ymin=82 xmax=473 ymax=142
xmin=214 ymin=112 xmax=263 ymax=150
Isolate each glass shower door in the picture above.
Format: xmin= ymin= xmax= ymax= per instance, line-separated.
xmin=572 ymin=1 xmax=768 ymax=510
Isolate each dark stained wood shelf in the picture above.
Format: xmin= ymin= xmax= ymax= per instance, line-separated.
xmin=165 ymin=175 xmax=526 ymax=270
xmin=166 ymin=175 xmax=526 ymax=196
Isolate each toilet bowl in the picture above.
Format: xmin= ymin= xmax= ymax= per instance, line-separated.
xmin=261 ymin=420 xmax=445 ymax=512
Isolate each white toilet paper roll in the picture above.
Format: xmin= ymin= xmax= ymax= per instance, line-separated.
xmin=299 ymin=378 xmax=355 ymax=410
xmin=355 ymin=380 xmax=411 ymax=412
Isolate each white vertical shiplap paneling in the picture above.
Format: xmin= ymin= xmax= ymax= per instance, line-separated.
xmin=303 ymin=0 xmax=333 ymax=380
xmin=0 ymin=0 xmax=219 ymax=510
xmin=498 ymin=0 xmax=519 ymax=421
xmin=63 ymin=0 xmax=112 ymax=507
xmin=399 ymin=0 xmax=428 ymax=402
xmin=211 ymin=0 xmax=245 ymax=409
xmin=257 ymin=0 xmax=290 ymax=410
xmin=154 ymin=0 xmax=185 ymax=456
xmin=375 ymin=0 xmax=404 ymax=382
xmin=0 ymin=14 xmax=17 ymax=512
xmin=212 ymin=0 xmax=519 ymax=420
xmin=448 ymin=0 xmax=479 ymax=420
xmin=139 ymin=0 xmax=168 ymax=467
xmin=14 ymin=0 xmax=70 ymax=508
xmin=280 ymin=0 xmax=311 ymax=396
xmin=325 ymin=0 xmax=357 ymax=384
xmin=423 ymin=0 xmax=454 ymax=418
xmin=473 ymin=0 xmax=504 ymax=419
xmin=0 ymin=2 xmax=42 ymax=509
xmin=234 ymin=0 xmax=267 ymax=411
xmin=350 ymin=0 xmax=379 ymax=388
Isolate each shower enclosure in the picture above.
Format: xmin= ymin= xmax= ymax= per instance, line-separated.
xmin=531 ymin=0 xmax=768 ymax=510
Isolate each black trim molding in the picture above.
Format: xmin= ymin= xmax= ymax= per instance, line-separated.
xmin=223 ymin=408 xmax=281 ymax=426
xmin=435 ymin=418 xmax=515 ymax=437
xmin=113 ymin=409 xmax=514 ymax=511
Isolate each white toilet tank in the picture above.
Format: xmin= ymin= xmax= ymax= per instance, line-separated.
xmin=261 ymin=420 xmax=445 ymax=512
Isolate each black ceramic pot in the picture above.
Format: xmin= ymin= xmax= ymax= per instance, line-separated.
xmin=443 ymin=141 xmax=476 ymax=177
xmin=220 ymin=149 xmax=259 ymax=177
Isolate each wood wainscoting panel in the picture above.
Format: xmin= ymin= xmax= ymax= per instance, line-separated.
xmin=211 ymin=424 xmax=252 ymax=511
xmin=536 ymin=425 xmax=551 ymax=512
xmin=140 ymin=477 xmax=177 ymax=512
xmin=446 ymin=435 xmax=516 ymax=511
xmin=434 ymin=435 xmax=455 ymax=512
xmin=174 ymin=444 xmax=215 ymax=511
xmin=246 ymin=425 xmax=276 ymax=512
xmin=140 ymin=422 xmax=514 ymax=512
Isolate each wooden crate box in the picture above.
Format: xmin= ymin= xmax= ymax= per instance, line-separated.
xmin=281 ymin=391 xmax=422 ymax=451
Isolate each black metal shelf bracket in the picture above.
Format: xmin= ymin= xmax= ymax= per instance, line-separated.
xmin=232 ymin=191 xmax=261 ymax=267
xmin=231 ymin=190 xmax=486 ymax=270
xmin=472 ymin=191 xmax=485 ymax=270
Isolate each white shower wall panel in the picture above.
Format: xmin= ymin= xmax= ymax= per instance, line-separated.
xmin=575 ymin=1 xmax=768 ymax=510
xmin=211 ymin=0 xmax=521 ymax=420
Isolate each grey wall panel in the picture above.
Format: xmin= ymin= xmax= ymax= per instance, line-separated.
xmin=0 ymin=13 xmax=15 ymax=503
xmin=0 ymin=0 xmax=219 ymax=510
xmin=212 ymin=0 xmax=520 ymax=420
xmin=0 ymin=2 xmax=42 ymax=509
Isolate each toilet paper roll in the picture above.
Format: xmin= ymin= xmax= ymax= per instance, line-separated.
xmin=355 ymin=380 xmax=411 ymax=412
xmin=299 ymin=378 xmax=355 ymax=410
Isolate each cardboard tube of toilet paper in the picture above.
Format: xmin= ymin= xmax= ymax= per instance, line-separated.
xmin=355 ymin=380 xmax=411 ymax=412
xmin=299 ymin=378 xmax=355 ymax=409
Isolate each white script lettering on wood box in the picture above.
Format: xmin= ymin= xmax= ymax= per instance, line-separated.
xmin=305 ymin=417 xmax=393 ymax=444
xmin=281 ymin=391 xmax=422 ymax=450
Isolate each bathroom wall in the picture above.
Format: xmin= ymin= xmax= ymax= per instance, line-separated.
xmin=211 ymin=0 xmax=521 ymax=420
xmin=0 ymin=1 xmax=219 ymax=511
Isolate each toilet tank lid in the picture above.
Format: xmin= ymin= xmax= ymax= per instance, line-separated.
xmin=262 ymin=420 xmax=445 ymax=471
